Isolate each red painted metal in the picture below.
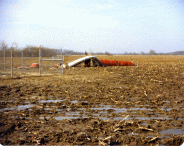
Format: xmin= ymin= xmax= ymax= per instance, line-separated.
xmin=30 ymin=63 xmax=39 ymax=68
xmin=99 ymin=59 xmax=134 ymax=66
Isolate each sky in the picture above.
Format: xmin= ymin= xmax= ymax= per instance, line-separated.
xmin=0 ymin=0 xmax=184 ymax=54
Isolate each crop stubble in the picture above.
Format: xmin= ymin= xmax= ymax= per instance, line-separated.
xmin=0 ymin=55 xmax=184 ymax=145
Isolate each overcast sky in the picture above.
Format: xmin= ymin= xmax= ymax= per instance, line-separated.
xmin=0 ymin=0 xmax=184 ymax=53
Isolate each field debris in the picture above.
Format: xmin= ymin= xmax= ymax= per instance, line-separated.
xmin=115 ymin=115 xmax=129 ymax=127
xmin=63 ymin=55 xmax=134 ymax=68
xmin=30 ymin=63 xmax=39 ymax=68
xmin=66 ymin=56 xmax=105 ymax=68
xmin=17 ymin=66 xmax=30 ymax=69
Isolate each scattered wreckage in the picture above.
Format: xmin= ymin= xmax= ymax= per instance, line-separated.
xmin=62 ymin=56 xmax=134 ymax=68
xmin=17 ymin=56 xmax=134 ymax=69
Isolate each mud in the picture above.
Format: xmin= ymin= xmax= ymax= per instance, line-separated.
xmin=0 ymin=56 xmax=184 ymax=145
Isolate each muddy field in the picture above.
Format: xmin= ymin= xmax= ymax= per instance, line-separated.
xmin=0 ymin=55 xmax=184 ymax=145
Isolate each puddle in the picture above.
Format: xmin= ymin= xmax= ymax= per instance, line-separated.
xmin=91 ymin=105 xmax=151 ymax=113
xmin=16 ymin=104 xmax=34 ymax=110
xmin=159 ymin=129 xmax=184 ymax=135
xmin=113 ymin=117 xmax=132 ymax=121
xmin=44 ymin=108 xmax=51 ymax=110
xmin=128 ymin=132 xmax=138 ymax=135
xmin=0 ymin=100 xmax=14 ymax=102
xmin=65 ymin=111 xmax=80 ymax=116
xmin=0 ymin=104 xmax=33 ymax=111
xmin=91 ymin=105 xmax=127 ymax=113
xmin=38 ymin=99 xmax=79 ymax=104
xmin=160 ymin=108 xmax=179 ymax=111
xmin=0 ymin=107 xmax=16 ymax=112
xmin=39 ymin=99 xmax=65 ymax=103
xmin=129 ymin=107 xmax=151 ymax=110
xmin=39 ymin=116 xmax=79 ymax=120
xmin=135 ymin=117 xmax=172 ymax=120
xmin=113 ymin=108 xmax=127 ymax=113
xmin=0 ymin=101 xmax=181 ymax=129
xmin=54 ymin=116 xmax=79 ymax=120
xmin=159 ymin=136 xmax=171 ymax=139
xmin=160 ymin=108 xmax=172 ymax=111
xmin=39 ymin=114 xmax=129 ymax=121
xmin=56 ymin=109 xmax=62 ymax=111
xmin=71 ymin=100 xmax=78 ymax=103
xmin=91 ymin=105 xmax=115 ymax=110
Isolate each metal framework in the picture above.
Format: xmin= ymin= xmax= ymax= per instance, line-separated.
xmin=39 ymin=48 xmax=64 ymax=76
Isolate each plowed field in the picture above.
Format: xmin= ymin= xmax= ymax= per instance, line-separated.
xmin=0 ymin=55 xmax=184 ymax=145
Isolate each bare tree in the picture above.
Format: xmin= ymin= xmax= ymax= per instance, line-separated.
xmin=140 ymin=51 xmax=145 ymax=55
xmin=149 ymin=49 xmax=157 ymax=55
xmin=105 ymin=51 xmax=112 ymax=56
xmin=0 ymin=41 xmax=9 ymax=57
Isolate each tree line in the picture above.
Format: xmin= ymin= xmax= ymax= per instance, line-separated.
xmin=0 ymin=41 xmax=183 ymax=57
xmin=0 ymin=42 xmax=60 ymax=57
xmin=0 ymin=42 xmax=86 ymax=57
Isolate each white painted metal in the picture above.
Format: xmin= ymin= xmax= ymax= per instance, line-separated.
xmin=67 ymin=56 xmax=104 ymax=67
